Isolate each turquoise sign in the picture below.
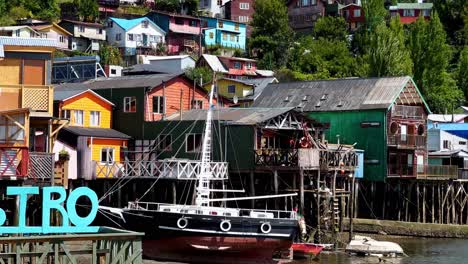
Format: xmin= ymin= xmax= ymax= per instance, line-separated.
xmin=0 ymin=186 xmax=99 ymax=234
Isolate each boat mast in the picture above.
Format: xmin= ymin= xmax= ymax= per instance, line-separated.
xmin=195 ymin=74 xmax=216 ymax=207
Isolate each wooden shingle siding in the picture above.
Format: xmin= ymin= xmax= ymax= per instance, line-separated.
xmin=61 ymin=92 xmax=112 ymax=128
xmin=145 ymin=77 xmax=217 ymax=121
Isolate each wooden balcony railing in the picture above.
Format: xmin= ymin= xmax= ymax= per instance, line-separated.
xmin=392 ymin=105 xmax=425 ymax=119
xmin=254 ymin=148 xmax=299 ymax=167
xmin=93 ymin=161 xmax=125 ymax=179
xmin=387 ymin=134 xmax=426 ymax=149
xmin=388 ymin=164 xmax=415 ymax=177
xmin=416 ymin=165 xmax=458 ymax=180
xmin=0 ymin=85 xmax=53 ymax=116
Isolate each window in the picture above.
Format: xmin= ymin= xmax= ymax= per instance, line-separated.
xmin=403 ymin=9 xmax=415 ymax=17
xmin=15 ymin=30 xmax=20 ymax=37
xmin=209 ymin=32 xmax=214 ymax=39
xmin=459 ymin=141 xmax=467 ymax=145
xmin=238 ymin=16 xmax=249 ymax=23
xmin=186 ymin=134 xmax=202 ymax=152
xmin=218 ymin=21 xmax=223 ymax=28
xmin=443 ymin=140 xmax=451 ymax=149
xmin=235 ymin=23 xmax=239 ymax=31
xmin=246 ymin=62 xmax=252 ymax=69
xmin=73 ymin=110 xmax=84 ymax=125
xmin=190 ymin=20 xmax=198 ymax=27
xmin=97 ymin=28 xmax=103 ymax=34
xmin=217 ymin=0 xmax=222 ymax=5
xmin=61 ymin=109 xmax=71 ymax=119
xmin=90 ymin=111 xmax=100 ymax=126
xmin=175 ymin=18 xmax=184 ymax=25
xmin=136 ymin=34 xmax=142 ymax=41
xmin=423 ymin=9 xmax=431 ymax=16
xmin=301 ymin=0 xmax=309 ymax=6
xmin=192 ymin=100 xmax=203 ymax=109
xmin=222 ymin=32 xmax=227 ymax=40
xmin=156 ymin=134 xmax=172 ymax=150
xmin=128 ymin=34 xmax=134 ymax=41
xmin=354 ymin=9 xmax=361 ymax=17
xmin=152 ymin=96 xmax=165 ymax=114
xmin=123 ymin=97 xmax=137 ymax=113
xmin=240 ymin=3 xmax=249 ymax=9
xmin=142 ymin=20 xmax=149 ymax=28
xmin=111 ymin=69 xmax=117 ymax=74
xmin=233 ymin=61 xmax=241 ymax=69
xmin=58 ymin=34 xmax=65 ymax=43
xmin=236 ymin=36 xmax=239 ymax=42
xmin=227 ymin=85 xmax=236 ymax=94
xmin=100 ymin=148 xmax=114 ymax=164
xmin=311 ymin=0 xmax=317 ymax=5
xmin=116 ymin=33 xmax=121 ymax=41
xmin=78 ymin=25 xmax=85 ymax=32
xmin=230 ymin=34 xmax=235 ymax=41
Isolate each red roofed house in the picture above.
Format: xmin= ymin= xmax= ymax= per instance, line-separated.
xmin=389 ymin=2 xmax=433 ymax=24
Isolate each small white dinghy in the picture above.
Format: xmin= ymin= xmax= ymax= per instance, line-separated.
xmin=346 ymin=235 xmax=405 ymax=257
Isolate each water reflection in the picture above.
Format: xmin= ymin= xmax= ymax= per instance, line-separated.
xmin=295 ymin=237 xmax=468 ymax=264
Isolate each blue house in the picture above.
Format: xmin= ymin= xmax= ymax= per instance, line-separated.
xmin=201 ymin=17 xmax=246 ymax=50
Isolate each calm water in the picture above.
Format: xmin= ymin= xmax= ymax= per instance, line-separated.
xmin=300 ymin=237 xmax=468 ymax=264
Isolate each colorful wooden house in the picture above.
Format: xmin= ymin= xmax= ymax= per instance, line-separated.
xmin=222 ymin=0 xmax=255 ymax=36
xmin=0 ymin=36 xmax=63 ymax=180
xmin=287 ymin=0 xmax=325 ymax=33
xmin=146 ymin=11 xmax=201 ymax=55
xmin=253 ymin=76 xmax=436 ymax=182
xmin=54 ymin=73 xmax=228 ymax=153
xmin=59 ymin=19 xmax=106 ymax=52
xmin=197 ymin=54 xmax=273 ymax=79
xmin=389 ymin=2 xmax=433 ymax=24
xmin=203 ymin=77 xmax=278 ymax=107
xmin=201 ymin=17 xmax=247 ymax=50
xmin=0 ymin=26 xmax=39 ymax=38
xmin=327 ymin=2 xmax=365 ymax=31
xmin=32 ymin=23 xmax=73 ymax=51
xmin=53 ymin=89 xmax=130 ymax=180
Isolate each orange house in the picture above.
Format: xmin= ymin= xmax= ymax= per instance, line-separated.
xmin=53 ymin=89 xmax=130 ymax=180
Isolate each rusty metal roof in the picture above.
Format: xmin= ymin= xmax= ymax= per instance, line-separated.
xmin=166 ymin=107 xmax=296 ymax=124
xmin=252 ymin=76 xmax=419 ymax=112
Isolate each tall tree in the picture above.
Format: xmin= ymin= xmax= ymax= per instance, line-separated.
xmin=75 ymin=0 xmax=99 ymax=22
xmin=457 ymin=46 xmax=468 ymax=100
xmin=408 ymin=14 xmax=463 ymax=113
xmin=250 ymin=0 xmax=293 ymax=70
xmin=433 ymin=0 xmax=467 ymax=45
xmin=367 ymin=17 xmax=412 ymax=77
xmin=313 ymin=16 xmax=348 ymax=43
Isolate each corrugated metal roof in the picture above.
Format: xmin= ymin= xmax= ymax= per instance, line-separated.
xmin=201 ymin=54 xmax=228 ymax=73
xmin=252 ymin=76 xmax=414 ymax=112
xmin=109 ymin=17 xmax=165 ymax=33
xmin=0 ymin=36 xmax=57 ymax=47
xmin=148 ymin=55 xmax=193 ymax=61
xmin=392 ymin=3 xmax=433 ymax=10
xmin=63 ymin=127 xmax=131 ymax=139
xmin=87 ymin=73 xmax=181 ymax=90
xmin=428 ymin=114 xmax=468 ymax=123
xmin=429 ymin=150 xmax=468 ymax=158
xmin=166 ymin=107 xmax=295 ymax=124
xmin=255 ymin=70 xmax=274 ymax=77
xmin=54 ymin=89 xmax=115 ymax=106
xmin=122 ymin=64 xmax=183 ymax=75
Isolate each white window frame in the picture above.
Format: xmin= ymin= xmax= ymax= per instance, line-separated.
xmin=246 ymin=62 xmax=252 ymax=69
xmin=59 ymin=34 xmax=65 ymax=43
xmin=240 ymin=3 xmax=249 ymax=10
xmin=153 ymin=96 xmax=165 ymax=114
xmin=128 ymin=33 xmax=134 ymax=41
xmin=15 ymin=30 xmax=20 ymax=37
xmin=90 ymin=111 xmax=101 ymax=127
xmin=61 ymin=109 xmax=71 ymax=119
xmin=185 ymin=133 xmax=202 ymax=153
xmin=192 ymin=100 xmax=203 ymax=109
xmin=73 ymin=110 xmax=84 ymax=126
xmin=354 ymin=9 xmax=361 ymax=17
xmin=100 ymin=147 xmax=115 ymax=164
xmin=78 ymin=25 xmax=85 ymax=33
xmin=403 ymin=9 xmax=415 ymax=17
xmin=238 ymin=16 xmax=249 ymax=23
xmin=123 ymin=96 xmax=137 ymax=113
xmin=142 ymin=20 xmax=149 ymax=28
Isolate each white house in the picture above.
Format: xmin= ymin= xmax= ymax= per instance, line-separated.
xmin=144 ymin=55 xmax=196 ymax=73
xmin=0 ymin=26 xmax=39 ymax=38
xmin=428 ymin=128 xmax=468 ymax=152
xmin=106 ymin=17 xmax=166 ymax=60
xmin=199 ymin=0 xmax=230 ymax=17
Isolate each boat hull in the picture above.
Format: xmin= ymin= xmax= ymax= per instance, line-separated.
xmin=119 ymin=209 xmax=298 ymax=264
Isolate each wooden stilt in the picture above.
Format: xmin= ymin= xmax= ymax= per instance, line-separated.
xmin=438 ymin=183 xmax=442 ymax=223
xmin=423 ymin=182 xmax=426 ymax=223
xmin=274 ymin=170 xmax=279 ymax=209
xmin=172 ymin=182 xmax=177 ymax=204
xmin=431 ymin=183 xmax=435 ymax=224
xmin=249 ymin=171 xmax=255 ymax=208
xmin=416 ymin=182 xmax=420 ymax=222
xmin=299 ymin=168 xmax=304 ymax=215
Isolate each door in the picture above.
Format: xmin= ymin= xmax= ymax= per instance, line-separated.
xmin=143 ymin=34 xmax=148 ymax=46
xmin=23 ymin=59 xmax=45 ymax=85
xmin=400 ymin=125 xmax=407 ymax=143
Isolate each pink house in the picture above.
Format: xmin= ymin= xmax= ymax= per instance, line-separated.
xmin=146 ymin=11 xmax=201 ymax=55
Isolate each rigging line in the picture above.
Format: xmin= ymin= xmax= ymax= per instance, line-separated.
xmin=226 ymin=126 xmax=244 ymax=209
xmin=101 ymin=115 xmax=203 ymax=202
xmin=136 ymin=177 xmax=162 ymax=202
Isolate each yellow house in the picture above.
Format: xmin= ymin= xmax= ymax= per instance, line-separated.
xmin=53 ymin=89 xmax=130 ymax=180
xmin=204 ymin=77 xmax=278 ymax=107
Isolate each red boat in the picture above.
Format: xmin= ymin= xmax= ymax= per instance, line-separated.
xmin=291 ymin=243 xmax=324 ymax=259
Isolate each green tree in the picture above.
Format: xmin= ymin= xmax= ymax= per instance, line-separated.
xmin=99 ymin=44 xmax=123 ymax=66
xmin=456 ymin=46 xmax=468 ymax=100
xmin=433 ymin=0 xmax=467 ymax=45
xmin=75 ymin=0 xmax=99 ymax=22
xmin=185 ymin=67 xmax=214 ymax=85
xmin=250 ymin=0 xmax=294 ymax=70
xmin=408 ymin=14 xmax=463 ymax=113
xmin=361 ymin=0 xmax=387 ymax=31
xmin=367 ymin=18 xmax=412 ymax=77
xmin=313 ymin=16 xmax=348 ymax=42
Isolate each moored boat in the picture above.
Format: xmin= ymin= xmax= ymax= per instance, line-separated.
xmin=291 ymin=243 xmax=324 ymax=259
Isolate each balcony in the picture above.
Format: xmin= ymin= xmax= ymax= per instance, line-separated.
xmin=255 ymin=148 xmax=299 ymax=167
xmin=387 ymin=134 xmax=426 ymax=149
xmin=0 ymin=85 xmax=53 ymax=117
xmin=392 ymin=105 xmax=425 ymax=119
xmin=388 ymin=164 xmax=458 ymax=180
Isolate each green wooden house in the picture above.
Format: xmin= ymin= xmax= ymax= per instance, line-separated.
xmin=253 ymin=76 xmax=433 ymax=182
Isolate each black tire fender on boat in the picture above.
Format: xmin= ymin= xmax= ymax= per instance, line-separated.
xmin=220 ymin=220 xmax=231 ymax=232
xmin=177 ymin=217 xmax=188 ymax=229
xmin=260 ymin=222 xmax=272 ymax=234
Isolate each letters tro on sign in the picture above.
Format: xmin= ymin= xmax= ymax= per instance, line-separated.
xmin=0 ymin=186 xmax=100 ymax=234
